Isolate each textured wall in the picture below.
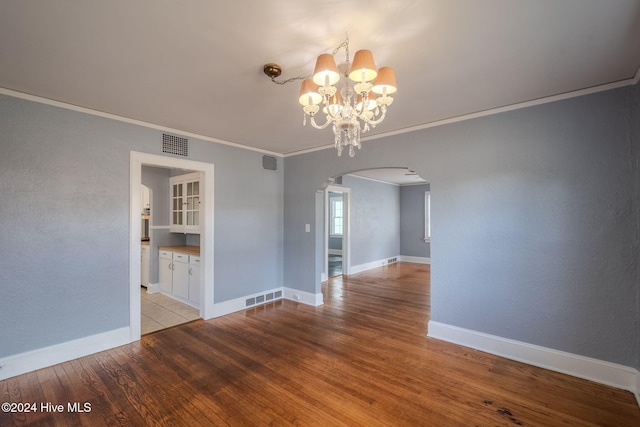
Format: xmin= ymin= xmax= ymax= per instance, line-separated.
xmin=400 ymin=183 xmax=431 ymax=258
xmin=340 ymin=175 xmax=400 ymax=266
xmin=0 ymin=94 xmax=284 ymax=358
xmin=284 ymin=85 xmax=640 ymax=368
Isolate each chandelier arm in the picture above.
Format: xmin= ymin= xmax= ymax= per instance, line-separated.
xmin=323 ymin=98 xmax=343 ymax=121
xmin=360 ymin=106 xmax=388 ymax=126
xmin=309 ymin=114 xmax=334 ymax=130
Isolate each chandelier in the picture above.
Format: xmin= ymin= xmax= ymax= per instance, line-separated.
xmin=264 ymin=37 xmax=397 ymax=157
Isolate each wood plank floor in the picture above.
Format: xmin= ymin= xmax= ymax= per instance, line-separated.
xmin=2 ymin=262 xmax=639 ymax=426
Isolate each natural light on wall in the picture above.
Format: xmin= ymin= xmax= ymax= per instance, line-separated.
xmin=331 ymin=197 xmax=343 ymax=236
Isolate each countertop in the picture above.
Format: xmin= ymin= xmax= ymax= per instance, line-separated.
xmin=158 ymin=245 xmax=200 ymax=256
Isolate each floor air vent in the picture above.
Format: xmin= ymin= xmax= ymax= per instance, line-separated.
xmin=162 ymin=133 xmax=189 ymax=157
xmin=245 ymin=291 xmax=283 ymax=308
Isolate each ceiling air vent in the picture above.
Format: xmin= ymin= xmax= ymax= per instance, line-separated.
xmin=262 ymin=155 xmax=277 ymax=171
xmin=162 ymin=133 xmax=189 ymax=157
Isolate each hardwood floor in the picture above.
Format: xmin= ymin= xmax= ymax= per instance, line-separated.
xmin=2 ymin=262 xmax=639 ymax=426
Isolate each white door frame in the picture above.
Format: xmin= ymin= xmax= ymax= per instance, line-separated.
xmin=324 ymin=185 xmax=351 ymax=280
xmin=129 ymin=151 xmax=215 ymax=342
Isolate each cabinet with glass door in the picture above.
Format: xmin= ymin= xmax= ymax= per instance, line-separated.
xmin=170 ymin=172 xmax=202 ymax=234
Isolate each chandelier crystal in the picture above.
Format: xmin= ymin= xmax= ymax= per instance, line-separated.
xmin=265 ymin=37 xmax=397 ymax=157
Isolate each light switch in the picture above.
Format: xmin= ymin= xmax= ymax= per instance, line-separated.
xmin=305 ymin=224 xmax=310 ymax=232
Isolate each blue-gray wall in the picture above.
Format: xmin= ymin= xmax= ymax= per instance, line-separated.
xmin=340 ymin=175 xmax=400 ymax=266
xmin=400 ymin=183 xmax=431 ymax=258
xmin=0 ymin=94 xmax=283 ymax=358
xmin=284 ymin=84 xmax=640 ymax=370
xmin=2 ymin=82 xmax=639 ymax=374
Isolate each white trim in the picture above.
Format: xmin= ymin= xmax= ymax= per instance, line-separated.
xmin=428 ymin=321 xmax=640 ymax=397
xmin=424 ymin=190 xmax=431 ymax=242
xmin=3 ymin=73 xmax=635 ymax=161
xmin=211 ymin=286 xmax=323 ymax=318
xmin=283 ymin=77 xmax=639 ymax=158
xmin=636 ymin=371 xmax=640 ymax=407
xmin=328 ymin=249 xmax=343 ymax=256
xmin=399 ymin=256 xmax=431 ymax=264
xmin=150 ymin=225 xmax=170 ymax=230
xmin=0 ymin=327 xmax=130 ymax=381
xmin=349 ymin=256 xmax=399 ymax=275
xmin=0 ymin=87 xmax=283 ymax=157
xmin=145 ymin=282 xmax=160 ymax=294
xmin=324 ymin=185 xmax=351 ymax=279
xmin=283 ymin=287 xmax=324 ymax=306
xmin=211 ymin=287 xmax=285 ymax=318
xmin=130 ymin=151 xmax=215 ymax=344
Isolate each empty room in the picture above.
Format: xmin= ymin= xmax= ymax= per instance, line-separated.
xmin=1 ymin=1 xmax=640 ymax=425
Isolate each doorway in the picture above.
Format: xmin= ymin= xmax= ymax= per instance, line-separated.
xmin=129 ymin=152 xmax=214 ymax=342
xmin=324 ymin=185 xmax=350 ymax=281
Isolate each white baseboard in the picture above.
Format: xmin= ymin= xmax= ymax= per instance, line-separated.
xmin=399 ymin=255 xmax=431 ymax=264
xmin=636 ymin=371 xmax=640 ymax=407
xmin=350 ymin=256 xmax=400 ymax=275
xmin=283 ymin=287 xmax=324 ymax=306
xmin=0 ymin=327 xmax=130 ymax=381
xmin=211 ymin=287 xmax=285 ymax=318
xmin=428 ymin=321 xmax=639 ymax=398
xmin=145 ymin=282 xmax=160 ymax=293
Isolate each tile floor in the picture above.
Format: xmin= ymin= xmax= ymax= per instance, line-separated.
xmin=141 ymin=287 xmax=199 ymax=334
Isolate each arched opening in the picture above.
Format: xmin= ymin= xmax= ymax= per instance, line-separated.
xmin=318 ymin=167 xmax=431 ymax=328
xmin=320 ymin=167 xmax=430 ymax=278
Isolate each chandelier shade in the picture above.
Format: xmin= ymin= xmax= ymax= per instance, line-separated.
xmin=348 ymin=49 xmax=378 ymax=83
xmin=264 ymin=36 xmax=397 ymax=157
xmin=298 ymin=79 xmax=322 ymax=106
xmin=372 ymin=67 xmax=397 ymax=95
xmin=313 ymin=54 xmax=341 ymax=86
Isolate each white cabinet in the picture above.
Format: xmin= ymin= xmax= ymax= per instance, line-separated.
xmin=172 ymin=252 xmax=189 ymax=300
xmin=159 ymin=250 xmax=174 ymax=294
xmin=188 ymin=255 xmax=201 ymax=306
xmin=170 ymin=172 xmax=202 ymax=234
xmin=141 ymin=245 xmax=150 ymax=287
xmin=157 ymin=249 xmax=201 ymax=308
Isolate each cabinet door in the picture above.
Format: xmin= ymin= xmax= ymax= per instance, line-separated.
xmin=170 ymin=172 xmax=202 ymax=234
xmin=188 ymin=256 xmax=201 ymax=307
xmin=170 ymin=181 xmax=184 ymax=232
xmin=172 ymin=253 xmax=189 ymax=300
xmin=159 ymin=256 xmax=173 ymax=294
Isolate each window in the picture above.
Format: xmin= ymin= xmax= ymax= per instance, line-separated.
xmin=331 ymin=197 xmax=343 ymax=236
xmin=424 ymin=191 xmax=431 ymax=242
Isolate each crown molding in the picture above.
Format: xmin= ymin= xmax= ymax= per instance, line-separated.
xmin=0 ymin=87 xmax=284 ymax=158
xmin=283 ymin=76 xmax=638 ymax=158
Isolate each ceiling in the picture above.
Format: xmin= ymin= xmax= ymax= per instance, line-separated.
xmin=1 ymin=1 xmax=640 ymax=156
xmin=350 ymin=168 xmax=427 ymax=186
